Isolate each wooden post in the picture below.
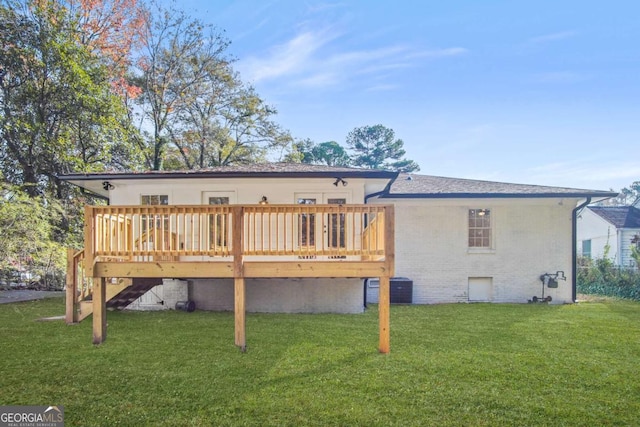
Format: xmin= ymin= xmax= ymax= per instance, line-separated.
xmin=234 ymin=278 xmax=246 ymax=351
xmin=232 ymin=206 xmax=246 ymax=351
xmin=92 ymin=277 xmax=107 ymax=344
xmin=84 ymin=207 xmax=95 ymax=277
xmin=378 ymin=275 xmax=390 ymax=354
xmin=65 ymin=248 xmax=78 ymax=324
xmin=378 ymin=205 xmax=394 ymax=354
xmin=384 ymin=206 xmax=395 ymax=277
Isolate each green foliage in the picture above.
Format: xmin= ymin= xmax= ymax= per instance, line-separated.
xmin=632 ymin=243 xmax=640 ymax=268
xmin=596 ymin=180 xmax=639 ymax=206
xmin=0 ymin=181 xmax=66 ymax=288
xmin=134 ymin=3 xmax=291 ymax=170
xmin=2 ymin=298 xmax=640 ymax=425
xmin=296 ymin=139 xmax=352 ymax=166
xmin=577 ymin=256 xmax=640 ymax=300
xmin=346 ymin=124 xmax=420 ymax=172
xmin=0 ymin=0 xmax=142 ymax=196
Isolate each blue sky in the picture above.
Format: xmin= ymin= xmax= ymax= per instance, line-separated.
xmin=172 ymin=0 xmax=639 ymax=191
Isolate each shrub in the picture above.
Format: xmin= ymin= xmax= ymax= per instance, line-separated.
xmin=577 ymin=256 xmax=640 ymax=300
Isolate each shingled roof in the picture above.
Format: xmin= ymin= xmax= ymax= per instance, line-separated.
xmin=59 ymin=164 xmax=617 ymax=200
xmin=382 ymin=173 xmax=618 ymax=199
xmin=588 ymin=206 xmax=640 ymax=228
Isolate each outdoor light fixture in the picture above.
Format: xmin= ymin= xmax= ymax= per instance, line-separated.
xmin=102 ymin=181 xmax=114 ymax=191
xmin=333 ymin=177 xmax=348 ymax=187
xmin=259 ymin=196 xmax=269 ymax=205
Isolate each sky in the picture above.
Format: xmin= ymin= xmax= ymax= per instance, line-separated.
xmin=169 ymin=0 xmax=639 ymax=192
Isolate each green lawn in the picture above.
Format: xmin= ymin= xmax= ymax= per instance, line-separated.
xmin=1 ymin=296 xmax=639 ymax=426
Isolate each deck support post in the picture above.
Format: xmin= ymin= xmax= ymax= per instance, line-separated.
xmin=378 ymin=275 xmax=390 ymax=353
xmin=232 ymin=206 xmax=246 ymax=351
xmin=378 ymin=206 xmax=394 ymax=354
xmin=234 ymin=278 xmax=246 ymax=351
xmin=92 ymin=277 xmax=107 ymax=344
xmin=65 ymin=248 xmax=78 ymax=324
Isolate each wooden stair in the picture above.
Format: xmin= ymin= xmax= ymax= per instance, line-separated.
xmin=77 ymin=278 xmax=163 ymax=321
xmin=107 ymin=278 xmax=163 ymax=310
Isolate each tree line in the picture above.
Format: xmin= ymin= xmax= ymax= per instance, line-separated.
xmin=0 ymin=0 xmax=419 ymax=286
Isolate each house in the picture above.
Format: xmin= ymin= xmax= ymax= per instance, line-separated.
xmin=576 ymin=200 xmax=640 ymax=268
xmin=368 ymin=174 xmax=615 ymax=304
xmin=59 ymin=163 xmax=615 ymax=349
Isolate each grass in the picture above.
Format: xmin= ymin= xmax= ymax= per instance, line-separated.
xmin=1 ymin=296 xmax=639 ymax=426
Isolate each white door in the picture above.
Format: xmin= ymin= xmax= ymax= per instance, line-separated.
xmin=468 ymin=277 xmax=493 ymax=302
xmin=201 ymin=192 xmax=235 ymax=251
xmin=295 ymin=193 xmax=349 ymax=250
xmin=136 ymin=285 xmax=164 ymax=308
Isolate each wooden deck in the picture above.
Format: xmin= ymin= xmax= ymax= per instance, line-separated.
xmin=67 ymin=204 xmax=394 ymax=352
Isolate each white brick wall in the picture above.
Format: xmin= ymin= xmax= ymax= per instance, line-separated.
xmin=162 ymin=279 xmax=189 ymax=308
xmin=372 ymin=198 xmax=577 ymax=304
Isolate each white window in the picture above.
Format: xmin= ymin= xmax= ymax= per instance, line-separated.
xmin=141 ymin=195 xmax=168 ymax=206
xmin=469 ymin=209 xmax=491 ymax=248
xmin=141 ymin=194 xmax=169 ymax=232
xmin=208 ymin=196 xmax=230 ymax=248
xmin=327 ymin=198 xmax=346 ymax=248
xmin=298 ymin=197 xmax=316 ymax=246
xmin=582 ymin=239 xmax=592 ymax=258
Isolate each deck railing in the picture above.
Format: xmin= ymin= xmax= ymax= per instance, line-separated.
xmin=84 ymin=204 xmax=390 ymax=263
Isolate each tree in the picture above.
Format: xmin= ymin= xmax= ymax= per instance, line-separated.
xmin=0 ymin=0 xmax=141 ymax=199
xmin=617 ymin=181 xmax=640 ymax=206
xmin=0 ymin=179 xmax=66 ymax=288
xmin=66 ymin=0 xmax=145 ymax=99
xmin=597 ymin=181 xmax=640 ymax=206
xmin=134 ymin=3 xmax=290 ymax=170
xmin=297 ymin=140 xmax=351 ymax=167
xmin=170 ymin=80 xmax=292 ymax=168
xmin=346 ymin=124 xmax=419 ymax=172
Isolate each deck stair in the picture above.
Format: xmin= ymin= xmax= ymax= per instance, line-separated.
xmin=106 ymin=278 xmax=163 ymax=310
xmin=77 ymin=278 xmax=162 ymax=321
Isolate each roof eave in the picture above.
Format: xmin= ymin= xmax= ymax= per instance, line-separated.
xmin=380 ymin=192 xmax=619 ymax=199
xmin=58 ymin=170 xmax=399 ymax=181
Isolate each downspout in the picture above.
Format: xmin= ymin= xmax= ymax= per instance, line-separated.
xmin=363 ymin=173 xmax=399 ymax=308
xmin=364 ymin=173 xmax=399 ymax=204
xmin=572 ymin=197 xmax=591 ymax=302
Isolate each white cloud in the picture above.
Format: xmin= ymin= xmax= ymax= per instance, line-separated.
xmin=240 ymin=28 xmax=467 ymax=90
xmin=529 ymin=30 xmax=578 ymax=44
xmin=526 ymin=160 xmax=640 ymax=190
xmin=406 ymin=47 xmax=469 ymax=59
xmin=532 ymin=71 xmax=590 ymax=84
xmin=242 ymin=29 xmax=339 ymax=82
xmin=365 ymin=84 xmax=399 ymax=92
xmin=306 ymin=2 xmax=348 ymax=13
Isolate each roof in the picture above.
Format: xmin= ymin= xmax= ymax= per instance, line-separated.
xmin=59 ymin=163 xmax=398 ymax=181
xmin=59 ymin=163 xmax=618 ymax=201
xmin=588 ymin=206 xmax=640 ymax=228
xmin=381 ymin=173 xmax=618 ymax=199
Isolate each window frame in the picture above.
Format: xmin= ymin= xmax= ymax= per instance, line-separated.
xmin=207 ymin=196 xmax=230 ymax=249
xmin=297 ymin=197 xmax=317 ymax=247
xmin=468 ymin=208 xmax=493 ymax=251
xmin=140 ymin=194 xmax=169 ymax=232
xmin=582 ymin=239 xmax=592 ymax=259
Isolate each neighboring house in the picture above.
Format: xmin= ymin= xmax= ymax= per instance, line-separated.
xmin=577 ymin=203 xmax=640 ymax=268
xmin=60 ymin=163 xmax=614 ymax=347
